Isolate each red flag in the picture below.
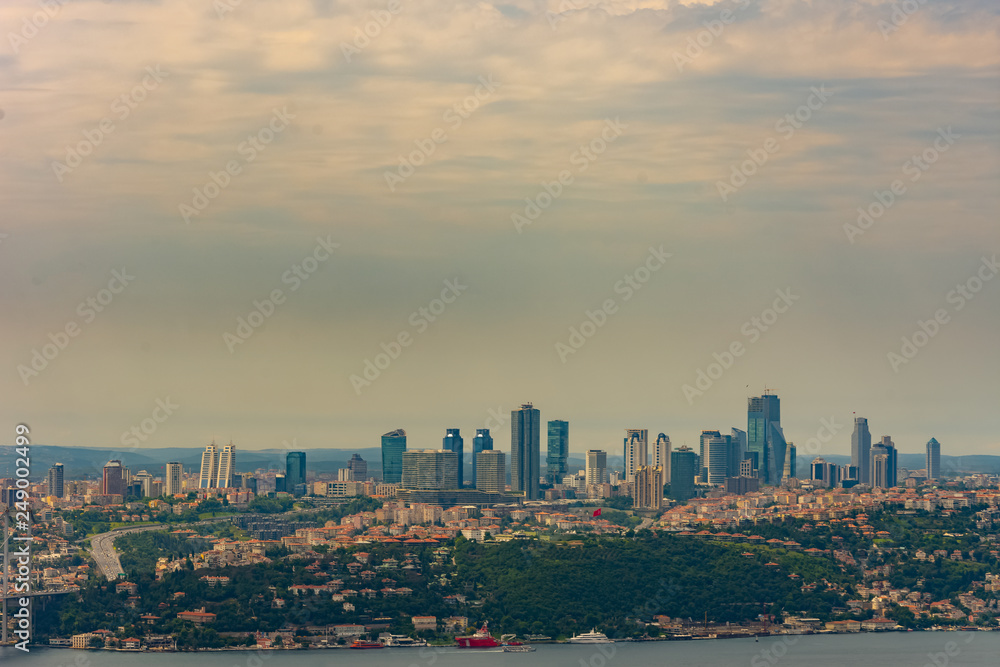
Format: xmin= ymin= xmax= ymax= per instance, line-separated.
xmin=592 ymin=508 xmax=601 ymax=517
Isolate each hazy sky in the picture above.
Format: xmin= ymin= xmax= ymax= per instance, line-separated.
xmin=2 ymin=0 xmax=998 ymax=462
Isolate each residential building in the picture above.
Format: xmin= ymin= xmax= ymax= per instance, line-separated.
xmin=585 ymin=450 xmax=608 ymax=485
xmin=165 ymin=462 xmax=183 ymax=496
xmin=47 ymin=463 xmax=64 ymax=498
xmin=624 ymin=429 xmax=648 ymax=483
xmin=634 ymin=465 xmax=663 ymax=510
xmin=199 ymin=442 xmax=236 ymax=489
xmin=652 ymin=433 xmax=671 ymax=483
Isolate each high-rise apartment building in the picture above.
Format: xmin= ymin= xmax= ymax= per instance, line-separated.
xmin=851 ymin=417 xmax=872 ymax=485
xmin=199 ymin=442 xmax=236 ymax=489
xmin=133 ymin=470 xmax=154 ymax=498
xmin=747 ymin=393 xmax=787 ymax=485
xmin=546 ymin=420 xmax=569 ymax=483
xmin=286 ymin=451 xmax=307 ymax=497
xmin=102 ymin=460 xmax=125 ymax=497
xmin=586 ymin=450 xmax=608 ymax=485
xmin=670 ymin=446 xmax=697 ymax=502
xmin=511 ymin=404 xmax=540 ymax=500
xmin=402 ymin=450 xmax=459 ymax=490
xmin=381 ymin=429 xmax=407 ymax=484
xmin=926 ymin=438 xmax=941 ymax=480
xmin=652 ymin=433 xmax=671 ymax=483
xmin=634 ymin=465 xmax=663 ymax=510
xmin=472 ymin=429 xmax=494 ymax=488
xmin=165 ymin=462 xmax=183 ymax=496
xmin=47 ymin=463 xmax=64 ymax=498
xmin=624 ymin=429 xmax=648 ymax=483
xmin=476 ymin=450 xmax=506 ymax=493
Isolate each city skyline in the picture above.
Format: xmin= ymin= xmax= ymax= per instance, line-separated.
xmin=2 ymin=2 xmax=997 ymax=460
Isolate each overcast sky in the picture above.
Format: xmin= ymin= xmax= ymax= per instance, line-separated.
xmin=2 ymin=0 xmax=998 ymax=461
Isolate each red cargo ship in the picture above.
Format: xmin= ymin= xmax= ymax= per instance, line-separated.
xmin=456 ymin=622 xmax=501 ymax=648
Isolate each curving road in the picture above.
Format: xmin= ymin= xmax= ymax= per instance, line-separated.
xmin=89 ymin=524 xmax=168 ymax=580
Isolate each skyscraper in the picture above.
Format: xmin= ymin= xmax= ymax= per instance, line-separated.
xmin=670 ymin=447 xmax=697 ymax=502
xmin=102 ymin=460 xmax=125 ymax=497
xmin=624 ymin=429 xmax=648 ymax=483
xmin=586 ymin=450 xmax=608 ymax=485
xmin=199 ymin=441 xmax=236 ymax=489
xmin=926 ymin=438 xmax=941 ymax=480
xmin=546 ymin=420 xmax=569 ymax=483
xmin=274 ymin=473 xmax=286 ymax=493
xmin=652 ymin=433 xmax=672 ymax=483
xmin=402 ymin=450 xmax=459 ymax=490
xmin=783 ymin=442 xmax=797 ymax=479
xmin=134 ymin=470 xmax=154 ymax=497
xmin=871 ymin=435 xmax=897 ymax=489
xmin=747 ymin=393 xmax=786 ymax=485
xmin=239 ymin=472 xmax=257 ymax=494
xmin=286 ymin=451 xmax=307 ymax=497
xmin=511 ymin=403 xmax=540 ymax=500
xmin=634 ymin=465 xmax=663 ymax=510
xmin=443 ymin=429 xmax=464 ymax=487
xmin=381 ymin=429 xmax=407 ymax=484
xmin=851 ymin=417 xmax=872 ymax=485
xmin=472 ymin=429 xmax=494 ymax=488
xmin=706 ymin=434 xmax=731 ymax=485
xmin=165 ymin=462 xmax=183 ymax=496
xmin=47 ymin=463 xmax=64 ymax=498
xmin=730 ymin=428 xmax=747 ymax=474
xmin=347 ymin=453 xmax=367 ymax=481
xmin=699 ymin=430 xmax=720 ymax=480
xmin=476 ymin=450 xmax=506 ymax=493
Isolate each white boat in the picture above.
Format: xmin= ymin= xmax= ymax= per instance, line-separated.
xmin=383 ymin=635 xmax=428 ymax=647
xmin=567 ymin=629 xmax=613 ymax=644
